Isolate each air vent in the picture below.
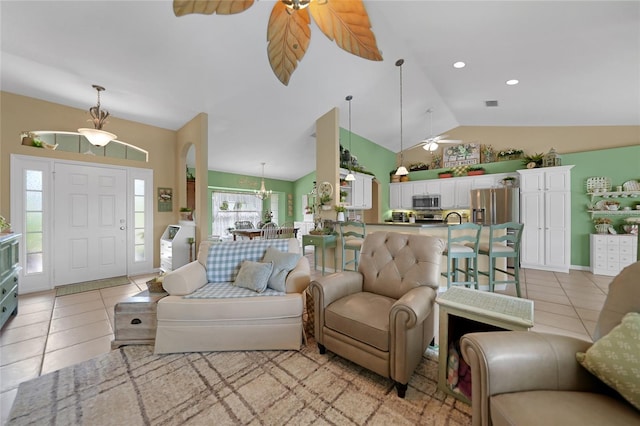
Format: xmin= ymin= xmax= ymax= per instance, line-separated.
xmin=485 ymin=100 xmax=499 ymax=107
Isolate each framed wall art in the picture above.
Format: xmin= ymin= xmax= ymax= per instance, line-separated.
xmin=158 ymin=187 xmax=173 ymax=212
xmin=443 ymin=143 xmax=481 ymax=168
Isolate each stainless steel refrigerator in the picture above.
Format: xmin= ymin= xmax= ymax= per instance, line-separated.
xmin=470 ymin=187 xmax=520 ymax=267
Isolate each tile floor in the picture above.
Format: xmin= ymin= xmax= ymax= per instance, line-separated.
xmin=0 ymin=260 xmax=613 ymax=425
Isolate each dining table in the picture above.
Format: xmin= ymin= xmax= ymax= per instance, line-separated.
xmin=232 ymin=228 xmax=299 ymax=241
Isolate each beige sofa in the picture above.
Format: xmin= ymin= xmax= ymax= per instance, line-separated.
xmin=154 ymin=238 xmax=310 ymax=354
xmin=460 ymin=261 xmax=640 ymax=426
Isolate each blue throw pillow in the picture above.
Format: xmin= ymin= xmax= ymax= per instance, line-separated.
xmin=262 ymin=246 xmax=302 ymax=292
xmin=233 ymin=260 xmax=273 ymax=293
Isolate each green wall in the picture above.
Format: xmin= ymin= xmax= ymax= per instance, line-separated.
xmin=564 ymin=145 xmax=640 ymax=267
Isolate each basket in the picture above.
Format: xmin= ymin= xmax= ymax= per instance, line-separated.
xmin=586 ymin=177 xmax=612 ymax=193
xmin=146 ymin=278 xmax=165 ymax=293
xmin=594 ymin=224 xmax=610 ymax=234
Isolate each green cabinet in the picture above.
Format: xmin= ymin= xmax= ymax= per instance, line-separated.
xmin=0 ymin=233 xmax=20 ymax=329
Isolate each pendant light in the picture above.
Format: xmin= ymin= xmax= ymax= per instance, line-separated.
xmin=344 ymin=95 xmax=356 ymax=182
xmin=78 ymin=85 xmax=117 ymax=146
xmin=395 ymin=59 xmax=408 ymax=176
xmin=255 ymin=162 xmax=272 ymax=200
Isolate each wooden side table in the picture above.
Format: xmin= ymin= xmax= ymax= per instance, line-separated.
xmin=111 ymin=290 xmax=167 ymax=349
xmin=302 ymin=234 xmax=337 ymax=275
xmin=436 ymin=287 xmax=534 ymax=403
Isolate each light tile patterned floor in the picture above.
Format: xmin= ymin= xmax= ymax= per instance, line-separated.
xmin=0 ymin=257 xmax=614 ymax=424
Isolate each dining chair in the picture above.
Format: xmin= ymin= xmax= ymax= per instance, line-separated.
xmin=260 ymin=222 xmax=279 ymax=239
xmin=279 ymin=222 xmax=295 ymax=239
xmin=474 ymin=222 xmax=524 ymax=297
xmin=441 ymin=223 xmax=482 ymax=290
xmin=340 ymin=221 xmax=366 ymax=271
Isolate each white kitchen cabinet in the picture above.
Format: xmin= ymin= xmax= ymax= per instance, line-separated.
xmin=440 ymin=180 xmax=455 ymax=209
xmin=340 ymin=169 xmax=373 ymax=210
xmin=390 ymin=182 xmax=402 ymax=209
xmin=590 ymin=234 xmax=638 ymax=276
xmin=518 ymin=166 xmax=574 ymax=273
xmin=454 ymin=179 xmax=472 ymax=208
xmin=400 ymin=182 xmax=415 ymax=209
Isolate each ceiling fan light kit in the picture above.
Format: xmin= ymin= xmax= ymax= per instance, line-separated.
xmin=78 ymin=85 xmax=117 ymax=147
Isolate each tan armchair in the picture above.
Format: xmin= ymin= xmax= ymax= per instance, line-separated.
xmin=460 ymin=261 xmax=640 ymax=426
xmin=310 ymin=231 xmax=445 ymax=397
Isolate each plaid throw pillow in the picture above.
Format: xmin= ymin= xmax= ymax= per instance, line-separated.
xmin=206 ymin=239 xmax=290 ymax=283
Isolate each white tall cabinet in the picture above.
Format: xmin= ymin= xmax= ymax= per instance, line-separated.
xmin=518 ymin=165 xmax=574 ymax=273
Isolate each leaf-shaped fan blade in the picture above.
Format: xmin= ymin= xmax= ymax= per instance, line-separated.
xmin=267 ymin=2 xmax=311 ymax=86
xmin=309 ymin=0 xmax=382 ymax=61
xmin=173 ymin=0 xmax=254 ymax=17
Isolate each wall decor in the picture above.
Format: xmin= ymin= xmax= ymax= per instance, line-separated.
xmin=158 ymin=187 xmax=173 ymax=212
xmin=443 ymin=143 xmax=480 ymax=168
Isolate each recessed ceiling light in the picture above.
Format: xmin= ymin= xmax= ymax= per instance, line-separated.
xmin=506 ymin=79 xmax=519 ymax=86
xmin=453 ymin=61 xmax=466 ymax=69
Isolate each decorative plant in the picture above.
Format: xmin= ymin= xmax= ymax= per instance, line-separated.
xmin=438 ymin=169 xmax=454 ymax=176
xmin=220 ymin=201 xmax=229 ymax=210
xmin=320 ymin=194 xmax=332 ymax=205
xmin=340 ymin=190 xmax=348 ymax=201
xmin=498 ymin=149 xmax=524 ymax=158
xmin=593 ymin=217 xmax=612 ymax=225
xmin=481 ymin=144 xmax=495 ymax=162
xmin=521 ymin=153 xmax=544 ymax=168
xmin=467 ymin=166 xmax=485 ymax=171
xmin=305 ymin=205 xmax=314 ymax=214
xmin=0 ymin=215 xmax=11 ymax=233
xmin=179 ymin=207 xmax=192 ymax=212
xmin=334 ymin=205 xmax=346 ymax=213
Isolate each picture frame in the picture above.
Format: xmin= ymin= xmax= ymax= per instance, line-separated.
xmin=158 ymin=187 xmax=173 ymax=212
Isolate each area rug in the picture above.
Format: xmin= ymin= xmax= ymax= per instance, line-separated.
xmin=8 ymin=342 xmax=471 ymax=425
xmin=55 ymin=276 xmax=131 ymax=296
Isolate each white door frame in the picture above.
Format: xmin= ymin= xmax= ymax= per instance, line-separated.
xmin=10 ymin=154 xmax=154 ymax=293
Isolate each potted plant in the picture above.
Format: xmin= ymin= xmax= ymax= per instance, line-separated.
xmin=179 ymin=207 xmax=193 ymax=221
xmin=335 ymin=205 xmax=346 ymax=222
xmin=438 ymin=169 xmax=454 ymax=178
xmin=521 ymin=153 xmax=544 ymax=168
xmin=467 ymin=166 xmax=485 ymax=176
xmin=501 ymin=176 xmax=517 ymax=187
xmin=220 ymin=201 xmax=229 ymax=210
xmin=320 ymin=194 xmax=332 ymax=210
xmin=340 ymin=190 xmax=348 ymax=202
xmin=593 ymin=217 xmax=612 ymax=234
xmin=0 ymin=215 xmax=11 ymax=234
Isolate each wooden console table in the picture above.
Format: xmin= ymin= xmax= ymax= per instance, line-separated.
xmin=111 ymin=289 xmax=167 ymax=349
xmin=436 ymin=287 xmax=534 ymax=403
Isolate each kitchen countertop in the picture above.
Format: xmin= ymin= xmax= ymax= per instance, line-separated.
xmin=367 ymin=222 xmax=449 ymax=228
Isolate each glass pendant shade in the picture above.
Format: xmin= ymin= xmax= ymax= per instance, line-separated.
xmin=395 ymin=165 xmax=408 ymax=175
xmin=78 ymin=128 xmax=116 ymax=147
xmin=344 ymin=172 xmax=356 ymax=181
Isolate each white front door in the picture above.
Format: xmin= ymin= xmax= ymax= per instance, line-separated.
xmin=53 ymin=163 xmax=127 ymax=285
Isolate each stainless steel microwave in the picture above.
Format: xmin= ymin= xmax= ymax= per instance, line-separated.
xmin=412 ymin=194 xmax=441 ymax=210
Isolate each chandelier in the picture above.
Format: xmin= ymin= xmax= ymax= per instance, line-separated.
xmin=255 ymin=162 xmax=273 ymax=200
xmin=78 ymin=85 xmax=117 ymax=147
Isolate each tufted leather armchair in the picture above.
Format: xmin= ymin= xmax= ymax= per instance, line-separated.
xmin=310 ymin=231 xmax=445 ymax=397
xmin=460 ymin=261 xmax=640 ymax=426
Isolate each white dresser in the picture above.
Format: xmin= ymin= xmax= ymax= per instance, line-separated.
xmin=590 ymin=234 xmax=638 ymax=276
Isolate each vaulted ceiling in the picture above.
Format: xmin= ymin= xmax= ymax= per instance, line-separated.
xmin=2 ymin=1 xmax=638 ymax=180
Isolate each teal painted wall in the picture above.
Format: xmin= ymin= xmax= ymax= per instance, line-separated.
xmin=563 ymin=145 xmax=640 ymax=267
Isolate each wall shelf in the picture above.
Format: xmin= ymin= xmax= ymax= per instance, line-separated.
xmin=587 ymin=190 xmax=640 ymax=202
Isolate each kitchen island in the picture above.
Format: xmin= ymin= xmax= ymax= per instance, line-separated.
xmin=360 ymin=222 xmax=508 ymax=292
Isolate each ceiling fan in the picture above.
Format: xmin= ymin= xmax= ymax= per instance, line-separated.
xmin=173 ymin=0 xmax=382 ymax=86
xmin=408 ymin=108 xmax=461 ymax=152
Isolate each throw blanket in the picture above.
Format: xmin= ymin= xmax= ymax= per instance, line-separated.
xmin=184 ymin=282 xmax=285 ymax=299
xmin=206 ymin=239 xmax=290 ymax=283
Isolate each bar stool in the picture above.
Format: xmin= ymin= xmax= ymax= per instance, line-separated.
xmin=340 ymin=221 xmax=365 ymax=271
xmin=441 ymin=223 xmax=482 ymax=289
xmin=475 ymin=222 xmax=524 ymax=297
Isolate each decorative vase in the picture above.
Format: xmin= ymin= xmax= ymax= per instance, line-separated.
xmin=400 ymin=175 xmax=410 ymax=182
xmin=439 ymin=173 xmax=453 ymax=179
xmin=337 ymin=212 xmax=345 ymax=222
xmin=467 ymin=170 xmax=485 ymax=176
